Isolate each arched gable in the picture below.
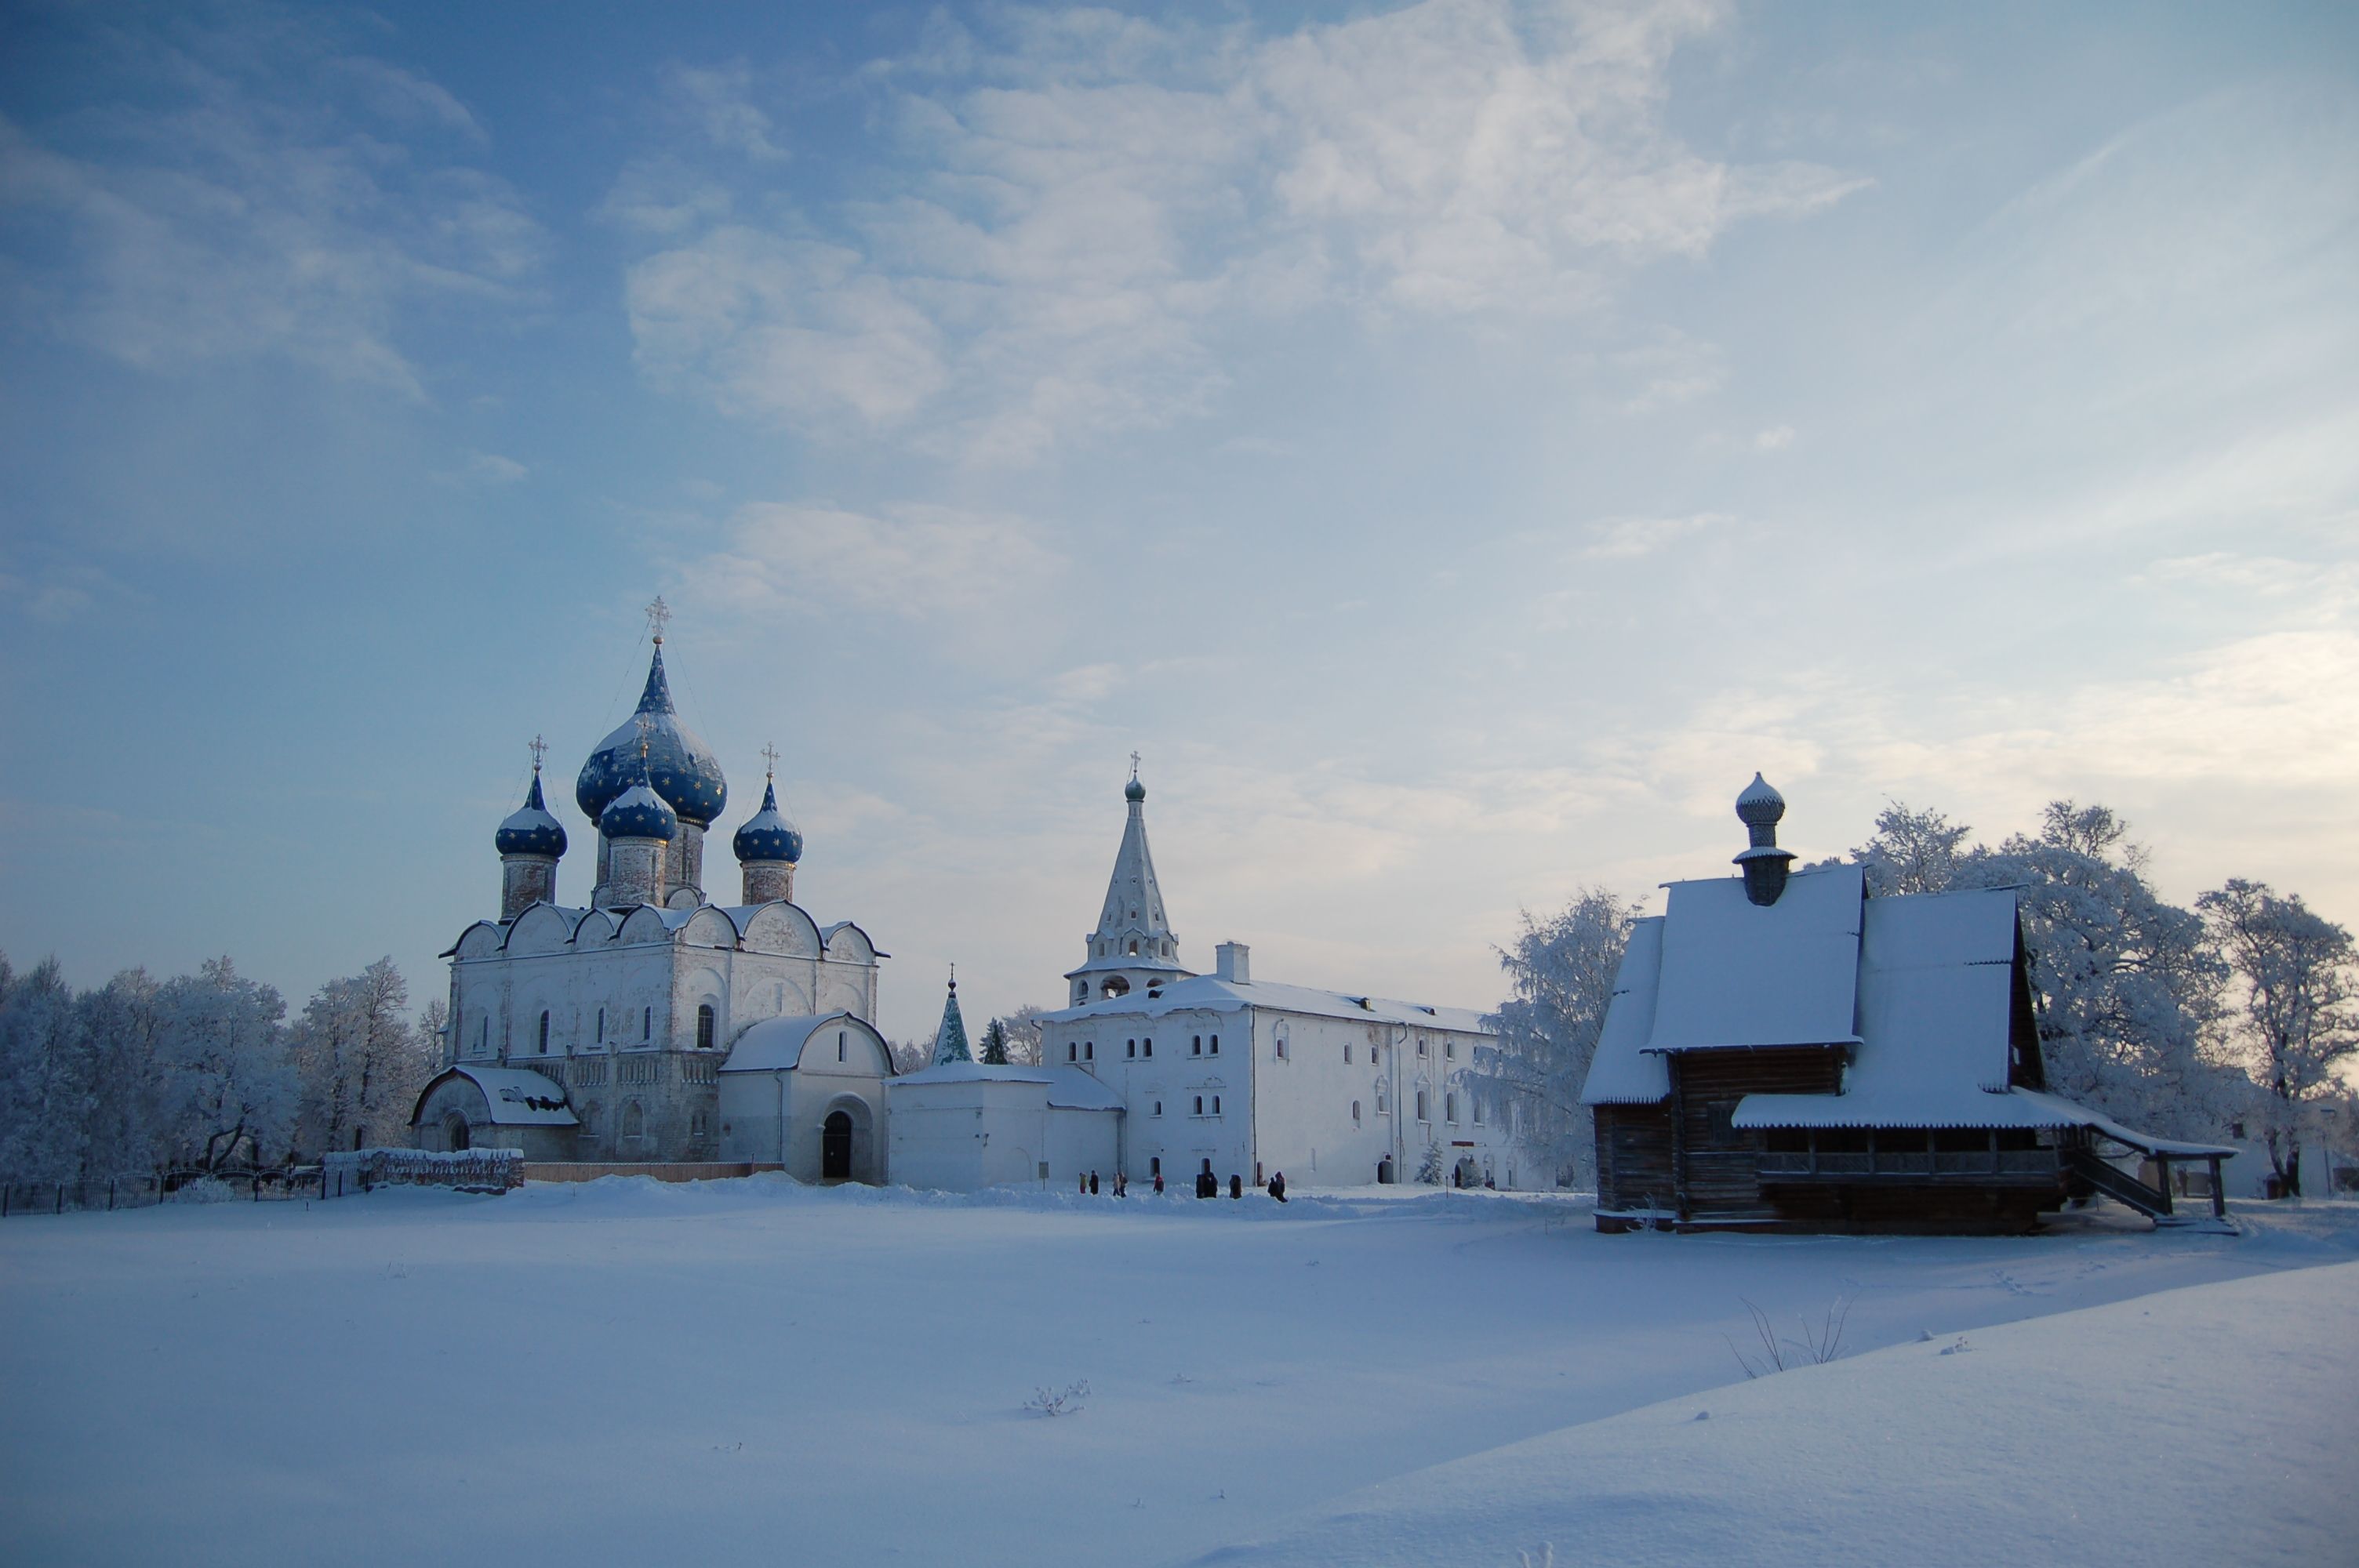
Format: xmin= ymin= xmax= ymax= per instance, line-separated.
xmin=739 ymin=902 xmax=821 ymax=956
xmin=681 ymin=907 xmax=738 ymax=949
xmin=821 ymin=921 xmax=878 ymax=964
xmin=451 ymin=922 xmax=504 ymax=960
xmin=799 ymin=1015 xmax=894 ymax=1076
xmin=616 ymin=906 xmax=671 ymax=945
xmin=506 ymin=903 xmax=576 ymax=956
xmin=572 ymin=908 xmax=621 ymax=946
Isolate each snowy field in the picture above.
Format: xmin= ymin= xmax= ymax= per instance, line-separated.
xmin=2 ymin=1181 xmax=2354 ymax=1568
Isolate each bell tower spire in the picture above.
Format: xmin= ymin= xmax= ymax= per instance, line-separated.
xmin=1063 ymin=758 xmax=1192 ymax=1005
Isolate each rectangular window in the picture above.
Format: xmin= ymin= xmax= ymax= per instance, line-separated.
xmin=1153 ymin=1101 xmax=1162 ymax=1117
xmin=597 ymin=1007 xmax=605 ymax=1044
xmin=1445 ymin=1092 xmax=1457 ymax=1123
xmin=1344 ymin=1044 xmax=1353 ymax=1065
xmin=838 ymin=1031 xmax=847 ymax=1062
xmin=1416 ymin=1038 xmax=1427 ymax=1058
xmin=642 ymin=1007 xmax=651 ymax=1041
xmin=1472 ymin=1098 xmax=1484 ymax=1125
xmin=1445 ymin=1040 xmax=1456 ymax=1061
xmin=1417 ymin=1090 xmax=1430 ymax=1122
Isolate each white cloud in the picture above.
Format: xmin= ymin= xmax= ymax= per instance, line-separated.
xmin=1580 ymin=511 xmax=1732 ymax=560
xmin=1753 ymin=424 xmax=1794 ymax=451
xmin=681 ymin=500 xmax=1065 ymax=619
xmin=597 ymin=156 xmax=733 ymax=235
xmin=663 ymin=63 xmax=791 ymax=162
xmin=0 ymin=24 xmax=543 ymax=397
xmin=465 ymin=452 xmax=528 ymax=484
xmin=614 ymin=0 xmax=1863 ymax=456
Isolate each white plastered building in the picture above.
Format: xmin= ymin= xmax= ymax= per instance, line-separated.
xmin=1035 ymin=772 xmax=1521 ymax=1191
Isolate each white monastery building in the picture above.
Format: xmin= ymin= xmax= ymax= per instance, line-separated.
xmin=1025 ymin=768 xmax=1519 ymax=1191
xmin=411 ymin=606 xmax=897 ymax=1180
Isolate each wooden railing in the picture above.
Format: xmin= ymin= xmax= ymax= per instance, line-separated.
xmin=1757 ymin=1146 xmax=2055 ymax=1181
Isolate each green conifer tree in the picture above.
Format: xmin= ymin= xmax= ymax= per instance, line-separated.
xmin=978 ymin=1018 xmax=1010 ymax=1065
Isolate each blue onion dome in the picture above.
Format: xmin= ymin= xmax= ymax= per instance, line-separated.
xmin=495 ymin=768 xmax=569 ymax=858
xmin=599 ymin=745 xmax=678 ymax=842
xmin=1125 ymin=774 xmax=1146 ymax=803
xmin=1736 ymin=771 xmax=1787 ymax=829
xmin=732 ymin=776 xmax=804 ymax=865
xmin=576 ymin=642 xmax=729 ymax=827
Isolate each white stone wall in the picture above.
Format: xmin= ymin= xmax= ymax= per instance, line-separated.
xmin=1038 ymin=1001 xmax=1523 ymax=1189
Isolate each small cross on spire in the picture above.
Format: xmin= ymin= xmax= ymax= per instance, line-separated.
xmin=528 ymin=734 xmax=547 ymax=773
xmin=1129 ymin=750 xmax=1142 ymax=782
xmin=634 ymin=713 xmax=656 ymax=760
xmin=761 ymin=742 xmax=780 ymax=780
xmin=645 ymin=595 xmax=672 ymax=644
xmin=948 ymin=961 xmax=957 ymax=991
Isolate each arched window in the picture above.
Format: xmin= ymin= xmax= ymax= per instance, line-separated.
xmin=1274 ymin=1029 xmax=1288 ymax=1062
xmin=538 ymin=1011 xmax=551 ymax=1052
xmin=1209 ymin=1034 xmax=1219 ymax=1055
xmin=1472 ymin=1096 xmax=1484 ymax=1125
xmin=1126 ymin=1040 xmax=1136 ymax=1058
xmin=1076 ymin=981 xmax=1089 ymax=1003
xmin=1344 ymin=1044 xmax=1353 ymax=1065
xmin=1153 ymin=1101 xmax=1163 ymax=1117
xmin=1068 ymin=1042 xmax=1078 ymax=1062
xmin=696 ymin=1004 xmax=716 ymax=1051
xmin=838 ymin=1031 xmax=847 ymax=1062
xmin=1103 ymin=977 xmax=1130 ymax=998
xmin=621 ymin=1101 xmax=644 ymax=1143
xmin=596 ymin=1007 xmax=605 ymax=1044
xmin=1129 ymin=939 xmax=1139 ymax=955
xmin=1142 ymin=1037 xmax=1151 ymax=1058
xmin=1416 ymin=1090 xmax=1430 ymax=1122
xmin=1376 ymin=1083 xmax=1389 ymax=1114
xmin=1445 ymin=1040 xmax=1456 ymax=1061
xmin=642 ymin=1006 xmax=652 ymax=1042
xmin=1194 ymin=1095 xmax=1204 ymax=1115
xmin=580 ymin=1101 xmax=601 ymax=1139
xmin=1445 ymin=1092 xmax=1457 ymax=1123
xmin=1212 ymin=1094 xmax=1221 ymax=1115
xmin=1352 ymin=1099 xmax=1361 ymax=1125
xmin=1084 ymin=1041 xmax=1094 ymax=1061
xmin=690 ymin=1109 xmax=710 ymax=1147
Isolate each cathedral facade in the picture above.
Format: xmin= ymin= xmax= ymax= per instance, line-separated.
xmin=411 ymin=616 xmax=895 ymax=1175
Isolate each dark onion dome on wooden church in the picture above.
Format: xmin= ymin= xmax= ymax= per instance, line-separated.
xmin=494 ymin=765 xmax=568 ymax=858
xmin=598 ymin=748 xmax=678 ymax=842
xmin=732 ymin=774 xmax=804 ymax=865
xmin=576 ymin=641 xmax=728 ymax=828
xmin=1733 ymin=771 xmax=1797 ymax=907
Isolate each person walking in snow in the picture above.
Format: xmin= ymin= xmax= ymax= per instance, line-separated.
xmin=1270 ymin=1171 xmax=1287 ymax=1203
xmin=1089 ymin=1171 xmax=1100 ymax=1196
xmin=1229 ymin=1174 xmax=1242 ymax=1200
xmin=1153 ymin=1170 xmax=1165 ymax=1194
xmin=1078 ymin=1171 xmax=1088 ymax=1196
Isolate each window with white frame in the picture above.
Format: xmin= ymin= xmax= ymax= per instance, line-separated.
xmin=1445 ymin=1091 xmax=1457 ymax=1123
xmin=1143 ymin=1037 xmax=1152 ymax=1057
xmin=1212 ymin=1094 xmax=1221 ymax=1115
xmin=1416 ymin=1089 xmax=1430 ymax=1122
xmin=1085 ymin=1040 xmax=1094 ymax=1061
xmin=1127 ymin=1039 xmax=1136 ymax=1058
xmin=1068 ymin=1041 xmax=1078 ymax=1062
xmin=1209 ymin=1033 xmax=1219 ymax=1054
xmin=1376 ymin=1083 xmax=1389 ymax=1114
xmin=1191 ymin=1035 xmax=1201 ymax=1055
xmin=1416 ymin=1036 xmax=1427 ymax=1058
xmin=1445 ymin=1040 xmax=1456 ymax=1061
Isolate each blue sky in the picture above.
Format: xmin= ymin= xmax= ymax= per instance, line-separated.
xmin=3 ymin=1 xmax=2355 ymax=1042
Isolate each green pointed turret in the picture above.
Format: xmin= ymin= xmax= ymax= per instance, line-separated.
xmin=932 ymin=969 xmax=972 ymax=1065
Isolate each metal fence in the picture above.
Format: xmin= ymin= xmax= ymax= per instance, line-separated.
xmin=0 ymin=1168 xmax=329 ymax=1217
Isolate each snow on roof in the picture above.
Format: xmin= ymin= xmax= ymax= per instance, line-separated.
xmin=1065 ymin=951 xmax=1192 ymax=978
xmin=1734 ymin=1085 xmax=2237 ymax=1156
xmin=1040 ymin=973 xmax=1488 ymax=1034
xmin=891 ymin=1061 xmax=1051 ymax=1088
xmin=720 ymin=1012 xmax=874 ymax=1073
xmin=1646 ymin=866 xmax=1866 ymax=1054
xmin=888 ymin=1062 xmax=1123 ymax=1112
xmin=1579 ymin=916 xmax=1670 ymax=1104
xmin=1045 ymin=1066 xmax=1125 ymax=1112
xmin=442 ymin=1065 xmax=576 ymax=1126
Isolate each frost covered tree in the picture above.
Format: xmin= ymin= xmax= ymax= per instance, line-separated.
xmin=158 ymin=957 xmax=294 ymax=1171
xmin=1416 ymin=1139 xmax=1445 ymax=1185
xmin=977 ymin=1018 xmax=1011 ymax=1065
xmin=993 ymin=1005 xmax=1049 ymax=1067
xmin=73 ymin=967 xmax=171 ymax=1179
xmin=2197 ymin=879 xmax=2358 ymax=1196
xmin=1465 ymin=889 xmax=1640 ymax=1190
xmin=889 ymin=1035 xmax=933 ymax=1075
xmin=0 ymin=956 xmax=96 ymax=1184
xmin=292 ymin=959 xmax=431 ymax=1156
xmin=1852 ymin=801 xmax=2229 ymax=1140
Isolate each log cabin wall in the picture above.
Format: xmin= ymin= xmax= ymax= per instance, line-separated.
xmin=1594 ymin=1104 xmax=1674 ymax=1214
xmin=1670 ymin=1048 xmax=1845 ymax=1220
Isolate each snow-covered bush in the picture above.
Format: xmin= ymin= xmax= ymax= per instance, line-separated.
xmin=324 ymin=1147 xmax=522 ymax=1193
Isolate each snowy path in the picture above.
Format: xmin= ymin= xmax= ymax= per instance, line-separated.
xmin=2 ymin=1181 xmax=2353 ymax=1567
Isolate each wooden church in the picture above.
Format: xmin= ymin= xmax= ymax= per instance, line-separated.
xmin=1581 ymin=775 xmax=2233 ymax=1233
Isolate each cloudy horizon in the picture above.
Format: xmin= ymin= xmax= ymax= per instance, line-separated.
xmin=3 ymin=0 xmax=2354 ymax=1041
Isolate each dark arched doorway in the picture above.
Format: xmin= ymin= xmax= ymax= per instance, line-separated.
xmin=822 ymin=1110 xmax=853 ymax=1179
xmin=444 ymin=1113 xmax=470 ymax=1152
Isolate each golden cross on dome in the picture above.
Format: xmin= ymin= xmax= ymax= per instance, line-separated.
xmin=528 ymin=734 xmax=547 ymax=773
xmin=761 ymin=742 xmax=780 ymax=780
xmin=645 ymin=595 xmax=672 ymax=644
xmin=634 ymin=713 xmax=656 ymax=760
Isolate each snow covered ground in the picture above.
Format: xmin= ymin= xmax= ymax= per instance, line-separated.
xmin=2 ymin=1181 xmax=2354 ymax=1568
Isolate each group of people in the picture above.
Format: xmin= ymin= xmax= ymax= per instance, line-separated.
xmin=1075 ymin=1167 xmax=1290 ymax=1201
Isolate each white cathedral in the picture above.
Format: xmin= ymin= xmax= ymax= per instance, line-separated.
xmin=412 ymin=614 xmax=1516 ymax=1192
